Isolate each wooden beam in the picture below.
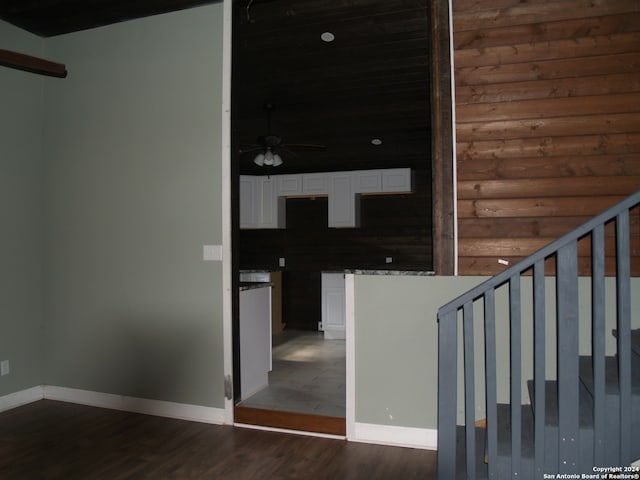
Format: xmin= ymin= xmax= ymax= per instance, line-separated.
xmin=430 ymin=0 xmax=456 ymax=275
xmin=0 ymin=48 xmax=67 ymax=78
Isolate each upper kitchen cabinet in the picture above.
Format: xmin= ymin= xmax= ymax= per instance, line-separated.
xmin=240 ymin=168 xmax=412 ymax=229
xmin=240 ymin=175 xmax=284 ymax=229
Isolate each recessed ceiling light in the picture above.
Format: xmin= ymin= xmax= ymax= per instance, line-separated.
xmin=371 ymin=138 xmax=383 ymax=146
xmin=321 ymin=32 xmax=335 ymax=42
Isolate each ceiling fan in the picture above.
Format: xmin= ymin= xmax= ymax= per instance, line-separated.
xmin=239 ymin=103 xmax=326 ymax=168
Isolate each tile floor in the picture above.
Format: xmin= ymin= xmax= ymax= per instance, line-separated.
xmin=238 ymin=330 xmax=346 ymax=417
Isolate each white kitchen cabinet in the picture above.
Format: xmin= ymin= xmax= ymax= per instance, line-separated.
xmin=256 ymin=176 xmax=281 ymax=228
xmin=239 ymin=176 xmax=257 ymax=228
xmin=353 ymin=169 xmax=381 ymax=193
xmin=277 ymin=174 xmax=302 ymax=196
xmin=382 ymin=168 xmax=412 ymax=192
xmin=240 ymin=168 xmax=411 ymax=229
xmin=328 ymin=172 xmax=358 ymax=228
xmin=321 ymin=273 xmax=346 ymax=339
xmin=239 ymin=285 xmax=272 ymax=400
xmin=302 ymin=173 xmax=328 ymax=195
xmin=240 ymin=175 xmax=284 ymax=228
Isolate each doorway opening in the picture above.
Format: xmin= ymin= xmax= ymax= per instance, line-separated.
xmin=229 ymin=0 xmax=454 ymax=434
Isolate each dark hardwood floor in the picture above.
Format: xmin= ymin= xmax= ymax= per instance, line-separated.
xmin=0 ymin=400 xmax=436 ymax=479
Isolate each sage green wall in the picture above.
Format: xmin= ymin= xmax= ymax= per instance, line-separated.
xmin=42 ymin=4 xmax=226 ymax=407
xmin=354 ymin=275 xmax=486 ymax=429
xmin=354 ymin=274 xmax=640 ymax=429
xmin=0 ymin=21 xmax=47 ymax=397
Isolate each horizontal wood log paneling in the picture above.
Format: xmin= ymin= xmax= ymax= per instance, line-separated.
xmin=457 ymin=154 xmax=640 ymax=180
xmin=453 ymin=0 xmax=640 ymax=275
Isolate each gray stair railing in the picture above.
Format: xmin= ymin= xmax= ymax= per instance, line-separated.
xmin=437 ymin=190 xmax=640 ymax=480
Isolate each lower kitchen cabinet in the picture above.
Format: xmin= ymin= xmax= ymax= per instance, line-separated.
xmin=321 ymin=273 xmax=346 ymax=339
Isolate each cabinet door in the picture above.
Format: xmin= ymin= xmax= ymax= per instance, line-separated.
xmin=382 ymin=168 xmax=412 ymax=192
xmin=302 ymin=173 xmax=328 ymax=195
xmin=353 ymin=170 xmax=381 ymax=193
xmin=277 ymin=174 xmax=302 ymax=196
xmin=239 ymin=176 xmax=257 ymax=228
xmin=257 ymin=176 xmax=278 ymax=228
xmin=328 ymin=173 xmax=358 ymax=227
xmin=322 ymin=273 xmax=346 ymax=339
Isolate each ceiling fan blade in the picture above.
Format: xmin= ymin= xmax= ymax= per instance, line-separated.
xmin=277 ymin=145 xmax=299 ymax=158
xmin=238 ymin=145 xmax=263 ymax=155
xmin=284 ymin=143 xmax=327 ymax=150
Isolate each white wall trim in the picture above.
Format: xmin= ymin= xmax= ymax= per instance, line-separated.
xmin=0 ymin=386 xmax=44 ymax=413
xmin=448 ymin=0 xmax=459 ymax=276
xmin=345 ymin=273 xmax=356 ymax=440
xmin=43 ymin=386 xmax=226 ymax=425
xmin=221 ymin=0 xmax=234 ymax=426
xmin=2 ymin=386 xmax=436 ymax=451
xmin=234 ymin=422 xmax=346 ymax=440
xmin=352 ymin=422 xmax=437 ymax=450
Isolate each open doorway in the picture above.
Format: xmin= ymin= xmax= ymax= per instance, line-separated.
xmin=230 ymin=0 xmax=441 ymax=435
xmin=234 ymin=198 xmax=347 ymax=434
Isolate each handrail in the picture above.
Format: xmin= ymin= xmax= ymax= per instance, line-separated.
xmin=438 ymin=190 xmax=640 ymax=318
xmin=437 ymin=189 xmax=640 ymax=480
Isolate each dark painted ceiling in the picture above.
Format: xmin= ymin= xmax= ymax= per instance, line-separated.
xmin=233 ymin=0 xmax=431 ymax=175
xmin=0 ymin=0 xmax=221 ymax=37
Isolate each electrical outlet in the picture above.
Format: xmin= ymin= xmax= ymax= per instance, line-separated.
xmin=385 ymin=256 xmax=393 ymax=264
xmin=0 ymin=360 xmax=9 ymax=376
xmin=279 ymin=257 xmax=286 ymax=267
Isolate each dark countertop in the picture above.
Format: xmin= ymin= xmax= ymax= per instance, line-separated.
xmin=345 ymin=269 xmax=435 ymax=276
xmin=241 ymin=269 xmax=434 ymax=276
xmin=239 ymin=281 xmax=274 ymax=291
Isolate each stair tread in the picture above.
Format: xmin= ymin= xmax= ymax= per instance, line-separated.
xmin=579 ymin=355 xmax=640 ymax=396
xmin=495 ymin=403 xmax=535 ymax=459
xmin=527 ymin=380 xmax=594 ymax=428
xmin=455 ymin=425 xmax=489 ymax=480
xmin=612 ymin=328 xmax=640 ymax=357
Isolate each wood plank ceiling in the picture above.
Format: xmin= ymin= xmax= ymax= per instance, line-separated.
xmin=234 ymin=0 xmax=435 ymax=273
xmin=232 ymin=0 xmax=431 ymax=176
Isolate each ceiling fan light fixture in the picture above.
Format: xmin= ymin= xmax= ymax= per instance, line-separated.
xmin=253 ymin=152 xmax=266 ymax=166
xmin=273 ymin=153 xmax=283 ymax=167
xmin=264 ymin=149 xmax=275 ymax=166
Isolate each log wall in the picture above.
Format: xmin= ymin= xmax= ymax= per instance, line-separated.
xmin=452 ymin=0 xmax=640 ymax=275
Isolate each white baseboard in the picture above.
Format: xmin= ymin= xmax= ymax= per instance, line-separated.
xmin=0 ymin=386 xmax=44 ymax=413
xmin=3 ymin=387 xmax=436 ymax=451
xmin=42 ymin=386 xmax=226 ymax=425
xmin=352 ymin=422 xmax=437 ymax=450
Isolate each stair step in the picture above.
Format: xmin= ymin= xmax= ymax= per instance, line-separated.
xmin=453 ymin=405 xmax=536 ymax=480
xmin=493 ymin=404 xmax=535 ymax=480
xmin=527 ymin=380 xmax=595 ymax=472
xmin=455 ymin=425 xmax=489 ymax=480
xmin=578 ymin=354 xmax=640 ymax=396
xmin=527 ymin=380 xmax=594 ymax=428
xmin=578 ymin=355 xmax=640 ymax=465
xmin=612 ymin=328 xmax=640 ymax=357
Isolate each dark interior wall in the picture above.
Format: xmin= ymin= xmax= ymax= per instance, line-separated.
xmin=232 ymin=0 xmax=434 ymax=331
xmin=233 ymin=0 xmax=433 ymax=275
xmin=239 ymin=171 xmax=432 ymax=272
xmin=282 ymin=271 xmax=321 ymax=330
